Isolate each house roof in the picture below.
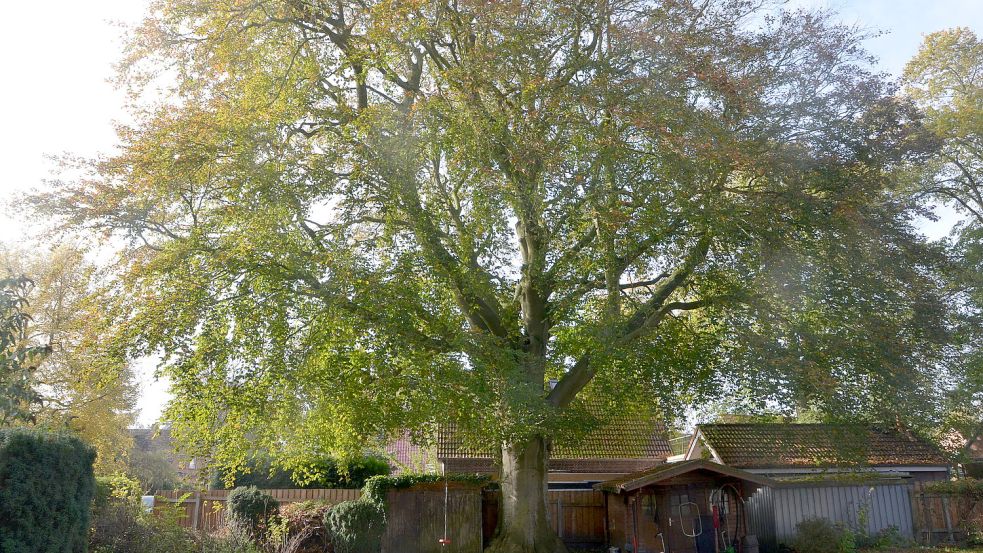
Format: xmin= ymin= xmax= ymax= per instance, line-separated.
xmin=594 ymin=459 xmax=776 ymax=493
xmin=437 ymin=411 xmax=672 ymax=461
xmin=694 ymin=423 xmax=947 ymax=469
xmin=386 ymin=434 xmax=423 ymax=467
xmin=130 ymin=427 xmax=174 ymax=453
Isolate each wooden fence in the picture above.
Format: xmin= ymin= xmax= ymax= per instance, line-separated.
xmin=157 ymin=487 xmax=606 ymax=550
xmin=911 ymin=482 xmax=983 ymax=546
xmin=155 ymin=482 xmax=983 ymax=551
xmin=481 ymin=490 xmax=607 ymax=549
xmin=156 ymin=488 xmax=362 ymax=532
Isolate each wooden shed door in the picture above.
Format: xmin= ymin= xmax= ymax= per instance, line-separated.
xmin=662 ymin=486 xmax=700 ymax=553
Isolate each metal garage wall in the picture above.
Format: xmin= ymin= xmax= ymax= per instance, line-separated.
xmin=746 ymin=487 xmax=778 ymax=552
xmin=745 ymin=483 xmax=914 ymax=552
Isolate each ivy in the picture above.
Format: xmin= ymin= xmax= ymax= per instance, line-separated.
xmin=923 ymin=478 xmax=983 ymax=500
xmin=361 ymin=473 xmax=491 ymax=505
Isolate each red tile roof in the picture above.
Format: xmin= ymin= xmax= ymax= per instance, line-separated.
xmin=696 ymin=423 xmax=947 ymax=469
xmin=437 ymin=412 xmax=671 ymax=461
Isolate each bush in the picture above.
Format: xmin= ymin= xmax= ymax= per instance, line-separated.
xmin=923 ymin=477 xmax=983 ymax=500
xmin=89 ymin=498 xmax=263 ymax=553
xmin=856 ymin=526 xmax=908 ymax=549
xmin=90 ymin=500 xmax=186 ymax=553
xmin=361 ymin=473 xmax=489 ymax=504
xmin=269 ymin=500 xmax=335 ymax=553
xmin=227 ymin=486 xmax=280 ymax=540
xmin=0 ymin=427 xmax=96 ymax=553
xmin=787 ymin=518 xmax=856 ymax=553
xmin=93 ymin=474 xmax=142 ymax=514
xmin=325 ymin=500 xmax=385 ymax=553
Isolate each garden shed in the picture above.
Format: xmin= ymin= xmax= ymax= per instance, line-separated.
xmin=595 ymin=459 xmax=776 ymax=553
xmin=744 ymin=478 xmax=917 ymax=552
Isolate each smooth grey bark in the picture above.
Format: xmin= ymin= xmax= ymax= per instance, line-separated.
xmin=486 ymin=437 xmax=568 ymax=553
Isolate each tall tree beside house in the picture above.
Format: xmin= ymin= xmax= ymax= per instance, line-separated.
xmin=0 ymin=245 xmax=138 ymax=474
xmin=33 ymin=1 xmax=951 ymax=551
xmin=902 ymin=28 xmax=983 ymax=446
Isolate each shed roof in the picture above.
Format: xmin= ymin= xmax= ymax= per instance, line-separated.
xmin=594 ymin=459 xmax=776 ymax=493
xmin=438 ymin=411 xmax=671 ymax=461
xmin=694 ymin=423 xmax=947 ymax=469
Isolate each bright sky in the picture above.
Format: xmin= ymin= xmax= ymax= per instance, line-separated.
xmin=0 ymin=0 xmax=980 ymax=426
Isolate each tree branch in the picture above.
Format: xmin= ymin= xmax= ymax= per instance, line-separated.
xmin=546 ymin=235 xmax=711 ymax=407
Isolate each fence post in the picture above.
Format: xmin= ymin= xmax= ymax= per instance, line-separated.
xmin=941 ymin=496 xmax=955 ymax=544
xmin=908 ymin=485 xmax=920 ymax=545
xmin=192 ymin=491 xmax=202 ymax=531
xmin=920 ymin=490 xmax=931 ymax=545
xmin=556 ymin=499 xmax=564 ymax=539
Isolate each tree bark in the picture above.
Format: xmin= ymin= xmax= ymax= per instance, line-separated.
xmin=486 ymin=437 xmax=568 ymax=553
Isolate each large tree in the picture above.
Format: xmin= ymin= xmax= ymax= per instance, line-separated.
xmin=0 ymin=245 xmax=137 ymax=474
xmin=903 ymin=28 xmax=983 ymax=448
xmin=36 ymin=1 xmax=950 ymax=550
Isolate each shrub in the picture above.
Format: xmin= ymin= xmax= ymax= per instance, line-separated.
xmin=269 ymin=500 xmax=335 ymax=553
xmin=787 ymin=518 xmax=856 ymax=553
xmin=0 ymin=427 xmax=96 ymax=553
xmin=90 ymin=500 xmax=185 ymax=553
xmin=361 ymin=473 xmax=489 ymax=504
xmin=923 ymin=477 xmax=983 ymax=500
xmin=856 ymin=526 xmax=908 ymax=549
xmin=93 ymin=474 xmax=142 ymax=514
xmin=227 ymin=486 xmax=280 ymax=541
xmin=325 ymin=500 xmax=385 ymax=553
xmin=90 ymin=498 xmax=263 ymax=553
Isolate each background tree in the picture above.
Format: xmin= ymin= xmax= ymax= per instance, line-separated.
xmin=903 ymin=28 xmax=983 ymax=450
xmin=0 ymin=245 xmax=137 ymax=474
xmin=34 ymin=1 xmax=952 ymax=550
xmin=0 ymin=274 xmax=47 ymax=424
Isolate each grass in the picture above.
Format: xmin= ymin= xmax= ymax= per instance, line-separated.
xmin=862 ymin=545 xmax=983 ymax=553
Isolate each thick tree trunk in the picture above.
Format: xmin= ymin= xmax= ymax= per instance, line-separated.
xmin=486 ymin=437 xmax=568 ymax=553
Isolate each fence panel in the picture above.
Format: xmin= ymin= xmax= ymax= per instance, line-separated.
xmin=481 ymin=489 xmax=606 ymax=549
xmin=156 ymin=486 xmax=606 ymax=549
xmin=155 ymin=488 xmax=361 ymax=531
xmin=383 ymin=485 xmax=483 ymax=553
xmin=911 ymin=482 xmax=983 ymax=546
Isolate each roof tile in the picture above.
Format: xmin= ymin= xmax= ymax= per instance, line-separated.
xmin=697 ymin=423 xmax=947 ymax=468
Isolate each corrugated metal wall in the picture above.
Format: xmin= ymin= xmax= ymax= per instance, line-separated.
xmin=746 ymin=487 xmax=778 ymax=552
xmin=746 ymin=483 xmax=914 ymax=552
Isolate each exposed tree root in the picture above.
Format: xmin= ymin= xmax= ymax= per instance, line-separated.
xmin=483 ymin=530 xmax=568 ymax=553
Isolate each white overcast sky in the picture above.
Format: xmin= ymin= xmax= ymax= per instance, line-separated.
xmin=0 ymin=0 xmax=981 ymax=426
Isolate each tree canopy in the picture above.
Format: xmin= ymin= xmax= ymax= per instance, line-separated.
xmin=35 ymin=0 xmax=953 ymax=465
xmin=903 ymin=27 xmax=983 ymax=446
xmin=0 ymin=246 xmax=137 ymax=474
xmin=30 ymin=1 xmax=958 ymax=548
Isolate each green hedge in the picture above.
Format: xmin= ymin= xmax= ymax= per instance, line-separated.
xmin=0 ymin=427 xmax=96 ymax=553
xmin=325 ymin=500 xmax=386 ymax=553
xmin=227 ymin=486 xmax=279 ymax=540
xmin=361 ymin=473 xmax=490 ymax=504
